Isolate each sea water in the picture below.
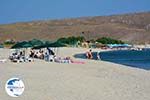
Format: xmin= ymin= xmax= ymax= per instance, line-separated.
xmin=74 ymin=49 xmax=150 ymax=70
xmin=98 ymin=49 xmax=150 ymax=70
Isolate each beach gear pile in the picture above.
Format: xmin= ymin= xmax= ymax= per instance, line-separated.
xmin=9 ymin=50 xmax=33 ymax=63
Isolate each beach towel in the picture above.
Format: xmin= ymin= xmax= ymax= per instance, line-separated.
xmin=71 ymin=60 xmax=85 ymax=64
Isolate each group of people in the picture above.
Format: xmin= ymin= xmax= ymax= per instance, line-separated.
xmin=9 ymin=48 xmax=97 ymax=63
xmin=9 ymin=47 xmax=73 ymax=63
xmin=30 ymin=49 xmax=46 ymax=59
xmin=29 ymin=47 xmax=56 ymax=61
xmin=9 ymin=47 xmax=56 ymax=63
xmin=29 ymin=48 xmax=77 ymax=63
xmin=9 ymin=50 xmax=32 ymax=62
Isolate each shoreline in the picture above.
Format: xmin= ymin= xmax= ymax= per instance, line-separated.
xmin=0 ymin=47 xmax=150 ymax=100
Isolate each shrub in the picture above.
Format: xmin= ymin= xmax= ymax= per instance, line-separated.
xmin=96 ymin=37 xmax=124 ymax=44
xmin=57 ymin=36 xmax=85 ymax=45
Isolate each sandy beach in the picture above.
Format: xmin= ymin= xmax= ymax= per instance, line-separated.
xmin=0 ymin=47 xmax=150 ymax=100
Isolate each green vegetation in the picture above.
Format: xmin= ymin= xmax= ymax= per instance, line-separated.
xmin=10 ymin=36 xmax=125 ymax=49
xmin=57 ymin=36 xmax=85 ymax=45
xmin=28 ymin=39 xmax=44 ymax=46
xmin=4 ymin=40 xmax=15 ymax=45
xmin=96 ymin=37 xmax=124 ymax=44
xmin=3 ymin=40 xmax=16 ymax=48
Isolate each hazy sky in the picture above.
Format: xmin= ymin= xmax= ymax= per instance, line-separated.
xmin=0 ymin=0 xmax=150 ymax=24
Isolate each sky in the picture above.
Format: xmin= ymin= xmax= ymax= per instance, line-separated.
xmin=0 ymin=0 xmax=150 ymax=24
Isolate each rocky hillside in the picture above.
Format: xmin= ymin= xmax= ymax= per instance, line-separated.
xmin=0 ymin=12 xmax=150 ymax=44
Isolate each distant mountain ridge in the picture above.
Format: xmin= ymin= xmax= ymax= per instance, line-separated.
xmin=0 ymin=12 xmax=150 ymax=44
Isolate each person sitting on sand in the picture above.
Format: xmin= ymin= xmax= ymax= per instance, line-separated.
xmin=40 ymin=50 xmax=44 ymax=59
xmin=30 ymin=49 xmax=35 ymax=58
xmin=86 ymin=49 xmax=93 ymax=59
xmin=34 ymin=52 xmax=39 ymax=58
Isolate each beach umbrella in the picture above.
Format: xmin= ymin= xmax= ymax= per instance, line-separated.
xmin=32 ymin=45 xmax=45 ymax=49
xmin=45 ymin=42 xmax=66 ymax=56
xmin=28 ymin=39 xmax=44 ymax=47
xmin=32 ymin=41 xmax=66 ymax=56
xmin=32 ymin=41 xmax=66 ymax=49
xmin=11 ymin=41 xmax=33 ymax=58
xmin=11 ymin=41 xmax=33 ymax=49
xmin=11 ymin=41 xmax=34 ymax=58
xmin=46 ymin=42 xmax=66 ymax=47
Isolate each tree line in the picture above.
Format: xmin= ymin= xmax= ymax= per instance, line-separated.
xmin=57 ymin=36 xmax=125 ymax=45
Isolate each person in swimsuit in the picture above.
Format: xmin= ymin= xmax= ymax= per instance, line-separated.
xmin=86 ymin=49 xmax=93 ymax=59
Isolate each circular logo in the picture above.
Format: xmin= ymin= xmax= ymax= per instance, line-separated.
xmin=5 ymin=78 xmax=25 ymax=97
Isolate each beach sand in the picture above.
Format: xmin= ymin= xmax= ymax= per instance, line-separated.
xmin=0 ymin=48 xmax=150 ymax=100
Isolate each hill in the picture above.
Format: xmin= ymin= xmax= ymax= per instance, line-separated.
xmin=0 ymin=12 xmax=150 ymax=44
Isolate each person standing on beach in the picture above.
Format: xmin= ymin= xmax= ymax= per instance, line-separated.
xmin=86 ymin=49 xmax=93 ymax=59
xmin=47 ymin=47 xmax=55 ymax=55
xmin=44 ymin=52 xmax=49 ymax=61
xmin=97 ymin=51 xmax=101 ymax=60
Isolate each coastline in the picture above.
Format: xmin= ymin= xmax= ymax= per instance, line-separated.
xmin=0 ymin=47 xmax=150 ymax=100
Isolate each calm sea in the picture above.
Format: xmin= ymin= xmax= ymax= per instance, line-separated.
xmin=74 ymin=49 xmax=150 ymax=70
xmin=98 ymin=49 xmax=150 ymax=70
